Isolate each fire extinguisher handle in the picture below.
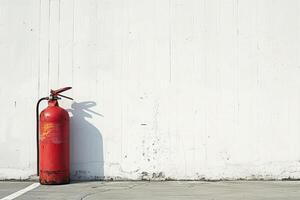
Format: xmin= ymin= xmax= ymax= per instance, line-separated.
xmin=57 ymin=94 xmax=73 ymax=100
xmin=50 ymin=87 xmax=72 ymax=95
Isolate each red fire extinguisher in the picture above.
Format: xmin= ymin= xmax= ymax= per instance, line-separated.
xmin=36 ymin=87 xmax=73 ymax=184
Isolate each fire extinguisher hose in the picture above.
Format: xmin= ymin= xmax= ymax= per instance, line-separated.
xmin=36 ymin=97 xmax=49 ymax=176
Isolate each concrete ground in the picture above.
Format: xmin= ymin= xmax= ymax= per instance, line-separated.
xmin=1 ymin=181 xmax=300 ymax=200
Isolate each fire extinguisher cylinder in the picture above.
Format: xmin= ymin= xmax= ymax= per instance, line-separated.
xmin=36 ymin=87 xmax=73 ymax=185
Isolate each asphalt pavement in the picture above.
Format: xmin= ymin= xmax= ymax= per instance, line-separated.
xmin=1 ymin=181 xmax=300 ymax=200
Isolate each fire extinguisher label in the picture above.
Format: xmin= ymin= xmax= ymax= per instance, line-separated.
xmin=40 ymin=122 xmax=65 ymax=143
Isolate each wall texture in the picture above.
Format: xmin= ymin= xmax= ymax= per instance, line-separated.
xmin=1 ymin=0 xmax=300 ymax=180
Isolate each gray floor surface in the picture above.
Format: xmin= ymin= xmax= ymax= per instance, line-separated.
xmin=0 ymin=182 xmax=32 ymax=199
xmin=1 ymin=181 xmax=300 ymax=199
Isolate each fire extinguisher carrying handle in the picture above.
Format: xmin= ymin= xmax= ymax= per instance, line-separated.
xmin=50 ymin=87 xmax=73 ymax=101
xmin=50 ymin=87 xmax=72 ymax=95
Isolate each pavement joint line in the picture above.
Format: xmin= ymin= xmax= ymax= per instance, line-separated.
xmin=0 ymin=183 xmax=40 ymax=200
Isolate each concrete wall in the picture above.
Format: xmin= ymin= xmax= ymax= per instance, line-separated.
xmin=1 ymin=0 xmax=300 ymax=180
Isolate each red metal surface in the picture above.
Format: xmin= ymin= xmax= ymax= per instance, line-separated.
xmin=39 ymin=100 xmax=70 ymax=184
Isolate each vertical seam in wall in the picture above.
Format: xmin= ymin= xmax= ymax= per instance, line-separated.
xmin=72 ymin=0 xmax=75 ymax=94
xmin=38 ymin=0 xmax=41 ymax=98
xmin=120 ymin=0 xmax=127 ymax=160
xmin=57 ymin=0 xmax=61 ymax=85
xmin=95 ymin=0 xmax=99 ymax=98
xmin=47 ymin=0 xmax=51 ymax=91
xmin=168 ymin=0 xmax=172 ymax=83
xmin=235 ymin=0 xmax=240 ymax=133
xmin=255 ymin=0 xmax=260 ymax=87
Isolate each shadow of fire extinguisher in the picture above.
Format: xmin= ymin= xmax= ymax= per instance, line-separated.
xmin=67 ymin=101 xmax=104 ymax=180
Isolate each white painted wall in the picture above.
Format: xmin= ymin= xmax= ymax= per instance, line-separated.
xmin=1 ymin=0 xmax=300 ymax=180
